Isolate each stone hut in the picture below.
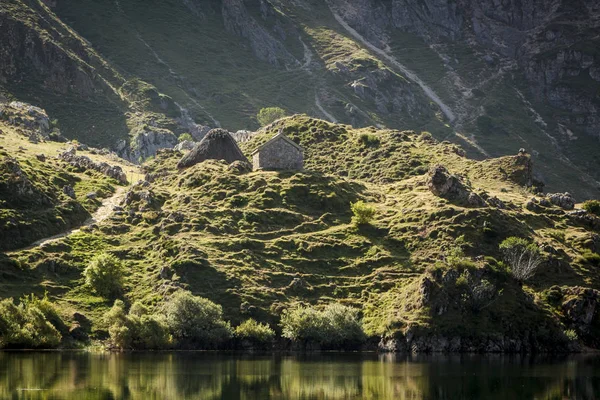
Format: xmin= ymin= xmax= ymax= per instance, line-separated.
xmin=177 ymin=128 xmax=248 ymax=169
xmin=252 ymin=130 xmax=303 ymax=171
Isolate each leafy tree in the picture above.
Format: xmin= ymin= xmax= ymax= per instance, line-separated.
xmin=351 ymin=201 xmax=375 ymax=226
xmin=257 ymin=107 xmax=286 ymax=126
xmin=84 ymin=253 xmax=125 ymax=299
xmin=163 ymin=291 xmax=232 ymax=348
xmin=0 ymin=295 xmax=64 ymax=348
xmin=499 ymin=237 xmax=542 ymax=282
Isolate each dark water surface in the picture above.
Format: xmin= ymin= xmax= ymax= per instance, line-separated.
xmin=2 ymin=352 xmax=600 ymax=399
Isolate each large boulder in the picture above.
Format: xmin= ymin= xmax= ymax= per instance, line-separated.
xmin=427 ymin=164 xmax=485 ymax=207
xmin=547 ymin=192 xmax=576 ymax=210
xmin=177 ymin=128 xmax=248 ymax=169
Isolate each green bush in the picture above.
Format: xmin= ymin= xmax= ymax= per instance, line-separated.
xmin=351 ymin=201 xmax=375 ymax=226
xmin=84 ymin=253 xmax=125 ymax=299
xmin=235 ymin=319 xmax=275 ymax=347
xmin=0 ymin=295 xmax=64 ymax=348
xmin=105 ymin=300 xmax=170 ymax=350
xmin=582 ymin=200 xmax=600 ymax=216
xmin=280 ymin=303 xmax=365 ymax=349
xmin=178 ymin=133 xmax=194 ymax=142
xmin=357 ymin=133 xmax=380 ymax=147
xmin=257 ymin=107 xmax=286 ymax=126
xmin=163 ymin=291 xmax=232 ymax=348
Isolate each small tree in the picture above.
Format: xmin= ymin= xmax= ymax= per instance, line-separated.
xmin=499 ymin=237 xmax=542 ymax=282
xmin=178 ymin=133 xmax=194 ymax=142
xmin=84 ymin=253 xmax=125 ymax=299
xmin=257 ymin=107 xmax=286 ymax=126
xmin=351 ymin=201 xmax=375 ymax=227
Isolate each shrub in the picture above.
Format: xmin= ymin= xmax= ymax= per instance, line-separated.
xmin=0 ymin=295 xmax=63 ymax=348
xmin=280 ymin=303 xmax=365 ymax=349
xmin=357 ymin=133 xmax=380 ymax=147
xmin=235 ymin=319 xmax=275 ymax=347
xmin=257 ymin=107 xmax=286 ymax=126
xmin=548 ymin=229 xmax=566 ymax=242
xmin=84 ymin=253 xmax=125 ymax=299
xmin=351 ymin=201 xmax=375 ymax=226
xmin=499 ymin=237 xmax=542 ymax=282
xmin=564 ymin=329 xmax=578 ymax=342
xmin=582 ymin=200 xmax=600 ymax=216
xmin=579 ymin=249 xmax=600 ymax=267
xmin=105 ymin=300 xmax=170 ymax=350
xmin=178 ymin=133 xmax=194 ymax=142
xmin=163 ymin=291 xmax=232 ymax=348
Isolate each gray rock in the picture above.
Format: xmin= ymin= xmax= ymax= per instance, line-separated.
xmin=547 ymin=192 xmax=576 ymax=210
xmin=174 ymin=140 xmax=195 ymax=151
xmin=427 ymin=164 xmax=485 ymax=207
xmin=59 ymin=149 xmax=127 ymax=184
xmin=62 ymin=185 xmax=76 ymax=199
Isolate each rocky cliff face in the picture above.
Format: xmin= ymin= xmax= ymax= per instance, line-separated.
xmin=0 ymin=0 xmax=190 ymax=160
xmin=328 ymin=0 xmax=600 ymax=140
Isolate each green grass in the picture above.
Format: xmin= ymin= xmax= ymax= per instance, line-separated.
xmin=2 ymin=116 xmax=598 ymax=349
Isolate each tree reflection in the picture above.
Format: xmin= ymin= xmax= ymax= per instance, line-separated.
xmin=0 ymin=352 xmax=598 ymax=399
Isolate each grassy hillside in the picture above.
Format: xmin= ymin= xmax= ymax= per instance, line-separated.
xmin=1 ymin=114 xmax=599 ymax=351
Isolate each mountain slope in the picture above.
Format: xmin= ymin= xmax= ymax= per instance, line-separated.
xmin=2 ymin=112 xmax=599 ymax=351
xmin=0 ymin=0 xmax=598 ymax=196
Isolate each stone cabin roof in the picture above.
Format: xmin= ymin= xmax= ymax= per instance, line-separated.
xmin=251 ymin=130 xmax=303 ymax=155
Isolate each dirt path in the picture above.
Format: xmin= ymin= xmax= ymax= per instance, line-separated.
xmin=15 ymin=186 xmax=128 ymax=252
xmin=315 ymin=94 xmax=338 ymax=123
xmin=330 ymin=10 xmax=456 ymax=123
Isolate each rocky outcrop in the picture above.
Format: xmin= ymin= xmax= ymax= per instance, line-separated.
xmin=561 ymin=287 xmax=600 ymax=347
xmin=59 ymin=148 xmax=127 ymax=184
xmin=0 ymin=155 xmax=53 ymax=207
xmin=427 ymin=164 xmax=486 ymax=207
xmin=0 ymin=101 xmax=51 ymax=137
xmin=174 ymin=140 xmax=195 ymax=152
xmin=547 ymin=192 xmax=576 ymax=210
xmin=127 ymin=125 xmax=178 ymax=162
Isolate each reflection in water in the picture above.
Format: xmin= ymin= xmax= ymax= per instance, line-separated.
xmin=1 ymin=352 xmax=599 ymax=399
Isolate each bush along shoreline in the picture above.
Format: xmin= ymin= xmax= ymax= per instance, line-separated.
xmin=0 ymin=287 xmax=594 ymax=353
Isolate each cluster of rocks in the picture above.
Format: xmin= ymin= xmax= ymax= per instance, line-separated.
xmin=0 ymin=101 xmax=51 ymax=137
xmin=526 ymin=192 xmax=576 ymax=212
xmin=59 ymin=147 xmax=127 ymax=184
xmin=1 ymin=155 xmax=53 ymax=207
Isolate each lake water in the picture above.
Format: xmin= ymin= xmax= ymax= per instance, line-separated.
xmin=2 ymin=352 xmax=599 ymax=399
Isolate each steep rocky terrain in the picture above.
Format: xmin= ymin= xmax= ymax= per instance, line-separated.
xmin=1 ymin=105 xmax=599 ymax=352
xmin=1 ymin=0 xmax=598 ymax=198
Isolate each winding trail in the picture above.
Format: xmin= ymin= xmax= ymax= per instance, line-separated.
xmin=14 ymin=187 xmax=128 ymax=252
xmin=315 ymin=94 xmax=338 ymax=123
xmin=330 ymin=10 xmax=456 ymax=123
